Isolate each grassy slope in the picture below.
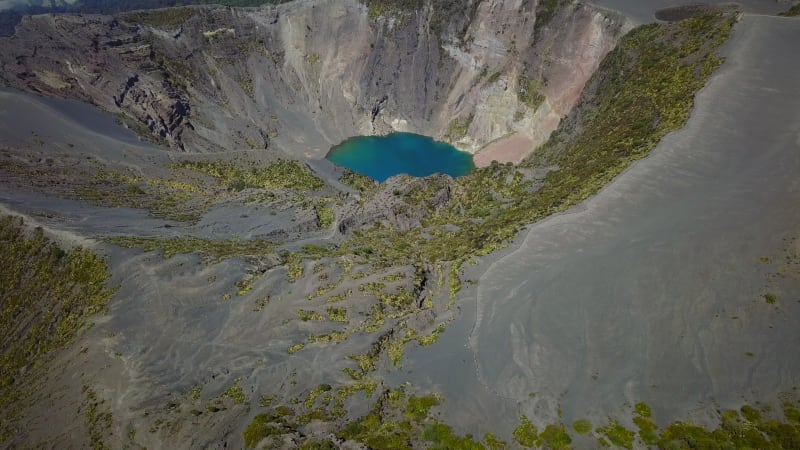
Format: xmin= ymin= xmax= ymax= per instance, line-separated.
xmin=0 ymin=216 xmax=116 ymax=441
xmin=526 ymin=15 xmax=732 ymax=206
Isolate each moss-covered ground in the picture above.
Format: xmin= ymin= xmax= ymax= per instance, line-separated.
xmin=105 ymin=235 xmax=274 ymax=262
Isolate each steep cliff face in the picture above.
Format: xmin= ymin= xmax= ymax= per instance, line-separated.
xmin=0 ymin=0 xmax=627 ymax=164
xmin=440 ymin=0 xmax=628 ymax=163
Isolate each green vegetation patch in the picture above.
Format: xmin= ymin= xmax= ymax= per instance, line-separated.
xmin=484 ymin=433 xmax=508 ymax=449
xmin=77 ymin=167 xmax=211 ymax=222
xmin=416 ymin=323 xmax=446 ymax=346
xmin=339 ymin=170 xmax=379 ymax=195
xmin=517 ymin=75 xmax=546 ymax=110
xmin=245 ymin=385 xmax=800 ymax=449
xmin=405 ymin=394 xmax=441 ymax=421
xmin=598 ymin=420 xmax=634 ymax=449
xmin=122 ymin=7 xmax=195 ymax=29
xmin=528 ymin=14 xmax=735 ymax=211
xmin=242 ymin=404 xmax=300 ymax=449
xmin=314 ymin=198 xmax=336 ymax=228
xmin=298 ymin=440 xmax=337 ymax=449
xmin=243 ymin=413 xmax=281 ymax=447
xmin=287 ymin=343 xmax=305 ymax=354
xmin=83 ymin=385 xmax=114 ymax=450
xmin=423 ymin=422 xmax=486 ymax=449
xmin=656 ymin=415 xmax=780 ymax=449
xmin=298 ymin=309 xmax=325 ymax=322
xmin=106 ymin=235 xmax=273 ymax=262
xmin=785 ymin=403 xmax=800 ymax=423
xmin=173 ymin=159 xmax=324 ymax=192
xmin=304 ymin=384 xmax=332 ymax=409
xmin=513 ymin=415 xmax=539 ymax=447
xmin=780 ymin=4 xmax=800 ymax=16
xmin=285 ymin=252 xmax=305 ymax=282
xmin=572 ymin=418 xmax=592 ymax=435
xmin=633 ymin=402 xmax=659 ymax=445
xmin=537 ymin=424 xmax=571 ymax=449
xmin=445 ymin=114 xmax=474 ymax=142
xmin=0 ymin=216 xmax=115 ymax=436
xmin=314 ymin=162 xmax=536 ymax=273
xmin=326 ymin=307 xmax=348 ymax=322
xmin=340 ymin=389 xmax=489 ymax=449
xmin=221 ymin=379 xmax=247 ymax=405
xmin=741 ymin=405 xmax=762 ymax=422
xmin=363 ymin=0 xmax=420 ymax=21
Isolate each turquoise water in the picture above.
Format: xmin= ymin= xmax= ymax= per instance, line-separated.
xmin=326 ymin=133 xmax=475 ymax=182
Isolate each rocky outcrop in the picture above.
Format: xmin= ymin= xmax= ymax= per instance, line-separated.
xmin=337 ymin=174 xmax=452 ymax=234
xmin=0 ymin=14 xmax=194 ymax=148
xmin=0 ymin=0 xmax=628 ymax=162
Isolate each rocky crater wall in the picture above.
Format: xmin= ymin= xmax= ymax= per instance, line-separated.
xmin=0 ymin=0 xmax=628 ymax=164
